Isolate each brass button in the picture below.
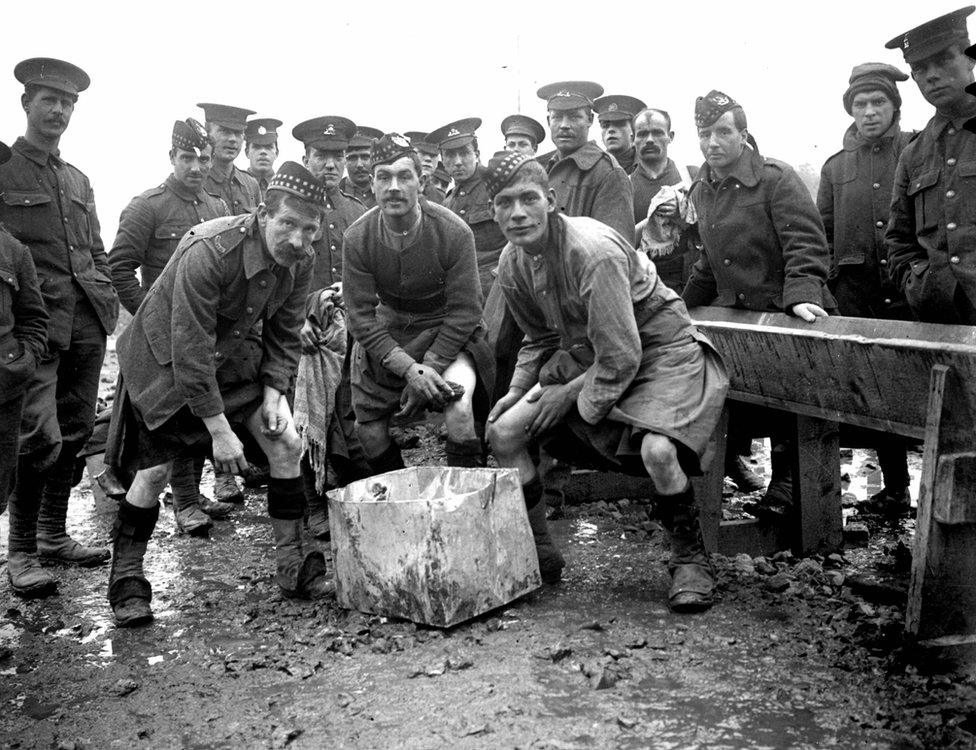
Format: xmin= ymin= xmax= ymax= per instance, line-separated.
xmin=246 ymin=306 xmax=253 ymax=313
xmin=232 ymin=330 xmax=241 ymax=337
xmin=737 ymin=292 xmax=745 ymax=300
xmin=259 ymin=280 xmax=267 ymax=288
xmin=948 ymin=222 xmax=958 ymax=231
xmin=723 ymin=258 xmax=731 ymax=265
xmin=947 ymin=190 xmax=956 ymax=198
xmin=948 ymin=157 xmax=957 ymax=166
xmin=872 ymin=183 xmax=880 ymax=189
xmin=950 ymin=255 xmax=961 ymax=264
xmin=880 ymin=259 xmax=888 ymax=266
xmin=875 ymin=220 xmax=884 ymax=228
xmin=884 ymin=298 xmax=892 ymax=304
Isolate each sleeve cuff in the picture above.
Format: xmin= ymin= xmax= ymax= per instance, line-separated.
xmin=783 ymin=280 xmax=827 ymax=310
xmin=187 ymin=392 xmax=225 ymax=419
xmin=576 ymin=392 xmax=606 ymax=426
xmin=261 ymin=368 xmax=293 ymax=395
xmin=381 ymin=347 xmax=416 ymax=378
xmin=421 ymin=350 xmax=452 ymax=375
xmin=509 ymin=369 xmax=539 ymax=393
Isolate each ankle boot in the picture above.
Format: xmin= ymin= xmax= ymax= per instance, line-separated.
xmin=214 ymin=470 xmax=245 ymax=504
xmin=366 ymin=443 xmax=404 ymax=476
xmin=745 ymin=443 xmax=793 ymax=520
xmin=36 ymin=459 xmax=110 ymax=566
xmin=445 ymin=438 xmax=485 ymax=468
xmin=108 ymin=501 xmax=159 ymax=627
xmin=7 ymin=552 xmax=57 ymax=598
xmin=269 ymin=517 xmax=333 ymax=598
xmin=305 ymin=494 xmax=330 ymax=540
xmin=7 ymin=473 xmax=56 ymax=596
xmin=661 ymin=486 xmax=714 ymax=613
xmin=523 ymin=477 xmax=565 ymax=583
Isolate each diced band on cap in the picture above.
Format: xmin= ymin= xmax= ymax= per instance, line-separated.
xmin=485 ymin=149 xmax=535 ymax=199
xmin=172 ymin=118 xmax=211 ymax=153
xmin=371 ymin=133 xmax=417 ymax=167
xmin=14 ymin=57 xmax=90 ymax=96
xmin=267 ymin=161 xmax=327 ymax=205
xmin=695 ymin=90 xmax=741 ymax=128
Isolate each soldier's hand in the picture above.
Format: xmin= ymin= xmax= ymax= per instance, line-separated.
xmin=525 ymin=383 xmax=576 ymax=437
xmin=396 ymin=363 xmax=453 ymax=417
xmin=487 ymin=387 xmax=527 ymax=423
xmin=261 ymin=393 xmax=290 ymax=440
xmin=300 ymin=318 xmax=324 ymax=353
xmin=791 ymin=303 xmax=829 ymax=323
xmin=211 ymin=430 xmax=248 ymax=475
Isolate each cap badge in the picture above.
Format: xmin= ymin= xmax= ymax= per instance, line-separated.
xmin=608 ymin=103 xmax=618 ymax=111
xmin=258 ymin=126 xmax=267 ymax=135
xmin=391 ymin=134 xmax=410 ymax=148
xmin=904 ymin=33 xmax=910 ymax=49
xmin=323 ymin=124 xmax=336 ymax=136
xmin=448 ymin=128 xmax=461 ymax=137
xmin=714 ymin=94 xmax=730 ymax=105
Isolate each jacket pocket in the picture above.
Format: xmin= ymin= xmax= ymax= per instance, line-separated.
xmin=1 ymin=191 xmax=54 ymax=243
xmin=836 ymin=253 xmax=866 ymax=266
xmin=0 ymin=333 xmax=36 ymax=402
xmin=906 ymin=170 xmax=941 ymax=232
xmin=903 ymin=258 xmax=930 ymax=309
xmin=0 ymin=267 xmax=17 ymax=329
xmin=70 ymin=196 xmax=94 ymax=247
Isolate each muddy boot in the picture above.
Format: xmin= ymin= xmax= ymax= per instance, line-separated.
xmin=366 ymin=443 xmax=405 ymax=476
xmin=7 ymin=552 xmax=57 ymax=598
xmin=661 ymin=486 xmax=714 ymax=614
xmin=744 ymin=443 xmax=793 ymax=521
xmin=445 ymin=438 xmax=485 ymax=468
xmin=724 ymin=453 xmax=765 ymax=493
xmin=36 ymin=467 xmax=111 ymax=567
xmin=242 ymin=463 xmax=270 ymax=489
xmin=305 ymin=494 xmax=330 ymax=541
xmin=94 ymin=465 xmax=127 ymax=501
xmin=170 ymin=458 xmax=212 ymax=536
xmin=108 ymin=501 xmax=159 ymax=627
xmin=523 ymin=476 xmax=565 ymax=584
xmin=269 ymin=476 xmax=333 ymax=598
xmin=214 ymin=470 xmax=245 ymax=504
xmin=198 ymin=494 xmax=234 ymax=519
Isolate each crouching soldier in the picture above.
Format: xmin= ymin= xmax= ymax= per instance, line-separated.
xmin=343 ymin=133 xmax=494 ymax=473
xmin=484 ymin=151 xmax=728 ymax=606
xmin=105 ymin=162 xmax=330 ymax=627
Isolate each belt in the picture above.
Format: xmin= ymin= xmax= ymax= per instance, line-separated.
xmin=378 ymin=291 xmax=446 ymax=313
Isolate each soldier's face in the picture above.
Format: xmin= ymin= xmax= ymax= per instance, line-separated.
xmin=492 ymin=175 xmax=556 ymax=249
xmin=505 ymin=135 xmax=537 ymax=156
xmin=247 ymin=142 xmax=277 ymax=172
xmin=171 ymin=145 xmax=213 ymax=190
xmin=345 ymin=147 xmax=372 ymax=186
xmin=23 ymin=86 xmax=74 ymax=140
xmin=910 ymin=44 xmax=976 ymax=112
xmin=698 ymin=111 xmax=747 ymax=174
xmin=548 ymin=107 xmax=593 ymax=155
xmin=373 ymin=156 xmax=420 ymax=217
xmin=634 ymin=112 xmax=673 ymax=164
xmin=851 ymin=91 xmax=895 ymax=139
xmin=208 ymin=124 xmax=245 ymax=162
xmin=442 ymin=143 xmax=479 ymax=182
xmin=418 ymin=151 xmax=437 ymax=177
xmin=304 ymin=147 xmax=345 ymax=189
xmin=259 ymin=202 xmax=321 ymax=267
xmin=600 ymin=119 xmax=634 ymax=155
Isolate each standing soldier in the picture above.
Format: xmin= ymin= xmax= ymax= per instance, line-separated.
xmin=0 ymin=58 xmax=118 ymax=596
xmin=405 ymin=131 xmax=445 ymax=205
xmin=886 ymin=7 xmax=976 ymax=324
xmin=245 ymin=118 xmax=282 ymax=201
xmin=595 ymin=94 xmax=646 ymax=174
xmin=108 ymin=119 xmax=236 ymax=534
xmin=537 ymin=80 xmax=635 ymax=243
xmin=199 ymin=102 xmax=261 ymax=216
xmin=501 ymin=114 xmax=546 ymax=157
xmin=819 ymin=63 xmax=915 ymax=515
xmin=429 ymin=118 xmax=508 ymax=298
xmin=340 ymin=126 xmax=383 ymax=209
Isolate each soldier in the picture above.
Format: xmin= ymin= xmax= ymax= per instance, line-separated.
xmin=340 ymin=126 xmax=383 ymax=209
xmin=501 ymin=114 xmax=546 ymax=156
xmin=484 ymin=150 xmax=729 ymax=603
xmin=819 ymin=63 xmax=916 ymax=515
xmin=0 ymin=58 xmax=118 ymax=597
xmin=594 ymin=94 xmax=646 ymax=174
xmin=430 ymin=162 xmax=452 ymax=199
xmin=245 ymin=118 xmax=282 ymax=201
xmin=404 ymin=132 xmax=446 ymax=205
xmin=106 ymin=162 xmax=330 ymax=627
xmin=429 ymin=118 xmax=508 ymax=297
xmin=886 ymin=7 xmax=976 ymax=324
xmin=292 ymin=116 xmax=372 ymax=538
xmin=108 ymin=119 xmax=236 ymax=534
xmin=343 ymin=134 xmax=494 ymax=473
xmin=537 ymin=80 xmax=635 ymax=243
xmin=199 ymin=102 xmax=262 ymax=216
xmin=0 ymin=140 xmax=48 ymax=522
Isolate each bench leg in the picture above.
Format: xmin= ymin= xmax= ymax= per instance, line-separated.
xmin=791 ymin=415 xmax=843 ymax=555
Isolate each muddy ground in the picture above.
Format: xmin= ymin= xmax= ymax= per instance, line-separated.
xmin=0 ymin=350 xmax=974 ymax=750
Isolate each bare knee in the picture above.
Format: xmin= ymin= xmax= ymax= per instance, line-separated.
xmin=264 ymin=430 xmax=303 ymax=472
xmin=356 ymin=419 xmax=390 ymax=456
xmin=487 ymin=414 xmax=529 ymax=456
xmin=641 ymin=434 xmax=678 ymax=472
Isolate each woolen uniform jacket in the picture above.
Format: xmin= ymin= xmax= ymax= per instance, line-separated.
xmin=682 ymin=147 xmax=833 ymax=312
xmin=0 ymin=225 xmax=47 ymax=403
xmin=0 ymin=137 xmax=118 ymax=348
xmin=117 ymin=212 xmax=311 ymax=430
xmin=445 ymin=164 xmax=508 ymax=296
xmin=109 ymin=174 xmax=229 ymax=315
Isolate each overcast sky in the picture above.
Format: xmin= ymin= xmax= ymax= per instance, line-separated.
xmin=1 ymin=0 xmax=964 ymax=241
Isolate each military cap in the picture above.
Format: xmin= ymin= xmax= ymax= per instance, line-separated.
xmin=843 ymin=62 xmax=908 ymax=114
xmin=405 ymin=132 xmax=440 ymax=156
xmin=347 ymin=126 xmax=384 ymax=150
xmin=501 ymin=114 xmax=546 ymax=145
xmin=0 ymin=140 xmax=10 ymax=167
xmin=245 ymin=118 xmax=282 ymax=146
xmin=428 ymin=118 xmax=482 ymax=150
xmin=14 ymin=57 xmax=90 ymax=96
xmin=267 ymin=161 xmax=326 ymax=205
xmin=594 ymin=95 xmax=647 ymax=123
xmin=292 ymin=116 xmax=357 ymax=151
xmin=484 ymin=150 xmax=536 ymax=199
xmin=885 ymin=6 xmax=974 ymax=64
xmin=432 ymin=162 xmax=451 ymax=184
xmin=537 ymin=81 xmax=604 ymax=111
xmin=197 ymin=103 xmax=255 ymax=131
xmin=371 ymin=132 xmax=416 ymax=168
xmin=695 ymin=90 xmax=741 ymax=128
xmin=172 ymin=118 xmax=210 ymax=154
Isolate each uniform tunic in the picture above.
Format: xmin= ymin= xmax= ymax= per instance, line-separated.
xmin=343 ymin=199 xmax=493 ymax=421
xmin=109 ymin=174 xmax=228 ymax=315
xmin=886 ymin=107 xmax=976 ymax=323
xmin=612 ymin=145 xmax=638 ymax=174
xmin=544 ymin=141 xmax=635 ymax=245
xmin=247 ymin=167 xmax=274 ymax=203
xmin=445 ymin=165 xmax=508 ymax=296
xmin=205 ymin=164 xmax=261 ymax=216
xmin=497 ymin=214 xmax=727 ymax=473
xmin=818 ymin=121 xmax=913 ymax=319
xmin=683 ymin=147 xmax=833 ymax=312
xmin=339 ymin=176 xmax=375 ymax=209
xmin=309 ymin=187 xmax=366 ymax=297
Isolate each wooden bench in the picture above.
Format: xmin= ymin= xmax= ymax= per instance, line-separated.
xmin=690 ymin=307 xmax=976 ymax=649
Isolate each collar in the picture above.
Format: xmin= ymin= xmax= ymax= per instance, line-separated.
xmin=13 ymin=136 xmax=62 ymax=167
xmin=930 ymin=105 xmax=976 ymax=136
xmin=842 ymin=116 xmax=902 ymax=151
xmin=636 ymin=157 xmax=675 ymax=181
xmin=456 ymin=164 xmax=486 ymax=189
xmin=550 ymin=141 xmax=605 ymax=171
xmin=165 ymin=173 xmax=210 ymax=202
xmin=696 ymin=145 xmax=762 ymax=188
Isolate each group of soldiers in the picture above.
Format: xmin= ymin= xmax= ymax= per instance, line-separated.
xmin=0 ymin=5 xmax=974 ymax=627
